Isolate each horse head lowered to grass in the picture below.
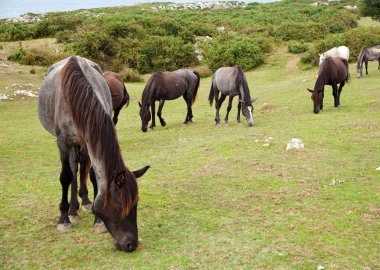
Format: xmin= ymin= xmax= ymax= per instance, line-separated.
xmin=208 ymin=65 xmax=257 ymax=126
xmin=38 ymin=55 xmax=149 ymax=252
xmin=307 ymin=56 xmax=349 ymax=114
xmin=138 ymin=69 xmax=200 ymax=132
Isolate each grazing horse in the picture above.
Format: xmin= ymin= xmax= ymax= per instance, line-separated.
xmin=139 ymin=69 xmax=200 ymax=132
xmin=356 ymin=45 xmax=380 ymax=78
xmin=208 ymin=65 xmax=257 ymax=126
xmin=307 ymin=57 xmax=349 ymax=114
xmin=103 ymin=71 xmax=130 ymax=125
xmin=319 ymin=46 xmax=349 ymax=65
xmin=38 ymin=55 xmax=149 ymax=252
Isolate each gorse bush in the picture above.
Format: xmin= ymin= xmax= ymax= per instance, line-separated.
xmin=8 ymin=46 xmax=69 ymax=66
xmin=202 ymin=34 xmax=265 ymax=71
xmin=288 ymin=42 xmax=309 ymax=54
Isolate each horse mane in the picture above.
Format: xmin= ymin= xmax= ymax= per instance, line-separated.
xmin=141 ymin=72 xmax=159 ymax=106
xmin=234 ymin=65 xmax=252 ymax=104
xmin=60 ymin=56 xmax=137 ymax=217
xmin=192 ymin=71 xmax=200 ymax=105
xmin=314 ymin=57 xmax=332 ymax=91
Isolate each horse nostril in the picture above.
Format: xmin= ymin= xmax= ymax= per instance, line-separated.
xmin=126 ymin=243 xmax=135 ymax=252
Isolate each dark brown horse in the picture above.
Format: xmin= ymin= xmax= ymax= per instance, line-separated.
xmin=139 ymin=69 xmax=200 ymax=132
xmin=38 ymin=56 xmax=149 ymax=252
xmin=103 ymin=71 xmax=130 ymax=124
xmin=307 ymin=56 xmax=349 ymax=114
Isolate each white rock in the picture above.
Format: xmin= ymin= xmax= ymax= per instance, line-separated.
xmin=14 ymin=90 xmax=37 ymax=97
xmin=317 ymin=266 xmax=324 ymax=270
xmin=376 ymin=167 xmax=380 ymax=171
xmin=286 ymin=138 xmax=304 ymax=151
xmin=263 ymin=143 xmax=269 ymax=147
xmin=0 ymin=94 xmax=9 ymax=100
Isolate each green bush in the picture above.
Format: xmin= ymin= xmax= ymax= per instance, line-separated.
xmin=288 ymin=42 xmax=309 ymax=54
xmin=119 ymin=67 xmax=143 ymax=82
xmin=55 ymin=30 xmax=75 ymax=43
xmin=8 ymin=46 xmax=68 ymax=66
xmin=202 ymin=34 xmax=265 ymax=71
xmin=191 ymin=65 xmax=213 ymax=78
xmin=362 ymin=0 xmax=380 ymax=20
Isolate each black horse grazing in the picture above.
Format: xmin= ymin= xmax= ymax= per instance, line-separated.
xmin=139 ymin=69 xmax=200 ymax=132
xmin=208 ymin=65 xmax=257 ymax=126
xmin=307 ymin=56 xmax=349 ymax=114
xmin=38 ymin=56 xmax=149 ymax=252
xmin=356 ymin=45 xmax=380 ymax=78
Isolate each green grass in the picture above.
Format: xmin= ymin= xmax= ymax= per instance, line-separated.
xmin=1 ymin=50 xmax=379 ymax=269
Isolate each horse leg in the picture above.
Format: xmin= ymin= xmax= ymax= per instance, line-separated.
xmin=89 ymin=167 xmax=107 ymax=234
xmin=337 ymin=81 xmax=345 ymax=107
xmin=215 ymin=93 xmax=226 ymax=126
xmin=332 ymin=84 xmax=338 ymax=108
xmin=224 ymin=96 xmax=233 ymax=125
xmin=112 ymin=108 xmax=120 ymax=125
xmin=378 ymin=59 xmax=380 ymax=70
xmin=68 ymin=148 xmax=79 ymax=223
xmin=157 ymin=99 xmax=166 ymax=127
xmin=183 ymin=95 xmax=193 ymax=124
xmin=57 ymin=142 xmax=74 ymax=232
xmin=79 ymin=150 xmax=92 ymax=211
xmin=365 ymin=61 xmax=368 ymax=75
xmin=237 ymin=95 xmax=242 ymax=124
xmin=149 ymin=102 xmax=156 ymax=129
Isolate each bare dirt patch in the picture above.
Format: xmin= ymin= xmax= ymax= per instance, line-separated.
xmin=285 ymin=57 xmax=300 ymax=69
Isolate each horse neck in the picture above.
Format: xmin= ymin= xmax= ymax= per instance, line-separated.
xmin=357 ymin=48 xmax=366 ymax=68
xmin=237 ymin=74 xmax=251 ymax=103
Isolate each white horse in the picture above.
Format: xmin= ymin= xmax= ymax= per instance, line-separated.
xmin=319 ymin=46 xmax=349 ymax=65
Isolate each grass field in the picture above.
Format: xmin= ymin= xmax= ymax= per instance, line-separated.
xmin=1 ymin=41 xmax=379 ymax=269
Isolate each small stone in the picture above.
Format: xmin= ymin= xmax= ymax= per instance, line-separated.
xmin=263 ymin=143 xmax=269 ymax=147
xmin=286 ymin=138 xmax=304 ymax=151
xmin=317 ymin=266 xmax=324 ymax=270
xmin=376 ymin=167 xmax=380 ymax=171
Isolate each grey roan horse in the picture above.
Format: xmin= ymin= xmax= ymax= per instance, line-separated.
xmin=208 ymin=65 xmax=257 ymax=126
xmin=307 ymin=57 xmax=349 ymax=114
xmin=139 ymin=69 xmax=200 ymax=132
xmin=356 ymin=45 xmax=380 ymax=78
xmin=38 ymin=55 xmax=149 ymax=252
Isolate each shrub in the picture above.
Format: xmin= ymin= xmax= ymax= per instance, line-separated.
xmin=119 ymin=67 xmax=143 ymax=82
xmin=55 ymin=30 xmax=75 ymax=43
xmin=362 ymin=0 xmax=380 ymax=20
xmin=191 ymin=65 xmax=213 ymax=78
xmin=288 ymin=42 xmax=309 ymax=54
xmin=202 ymin=34 xmax=265 ymax=71
xmin=8 ymin=47 xmax=68 ymax=66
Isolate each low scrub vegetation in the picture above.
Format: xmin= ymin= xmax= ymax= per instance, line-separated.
xmin=0 ymin=0 xmax=369 ymax=76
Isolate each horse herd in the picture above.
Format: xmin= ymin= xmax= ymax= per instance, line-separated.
xmin=38 ymin=45 xmax=379 ymax=252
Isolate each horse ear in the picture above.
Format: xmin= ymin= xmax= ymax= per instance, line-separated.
xmin=138 ymin=101 xmax=142 ymax=108
xmin=307 ymin=88 xmax=313 ymax=93
xmin=251 ymin=98 xmax=257 ymax=103
xmin=132 ymin=165 xmax=150 ymax=179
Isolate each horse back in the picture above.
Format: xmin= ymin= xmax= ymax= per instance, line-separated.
xmin=103 ymin=71 xmax=125 ymax=110
xmin=213 ymin=67 xmax=239 ymax=94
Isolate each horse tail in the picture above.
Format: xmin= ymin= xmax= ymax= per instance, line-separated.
xmin=191 ymin=71 xmax=200 ymax=105
xmin=122 ymin=83 xmax=130 ymax=107
xmin=61 ymin=56 xmax=136 ymax=215
xmin=208 ymin=79 xmax=215 ymax=106
xmin=341 ymin=58 xmax=350 ymax=83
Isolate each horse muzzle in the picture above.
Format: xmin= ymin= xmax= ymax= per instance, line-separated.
xmin=115 ymin=241 xmax=138 ymax=252
xmin=141 ymin=127 xmax=147 ymax=132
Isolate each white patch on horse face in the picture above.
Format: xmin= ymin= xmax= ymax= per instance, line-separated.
xmin=248 ymin=106 xmax=253 ymax=123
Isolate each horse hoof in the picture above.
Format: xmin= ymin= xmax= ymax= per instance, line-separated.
xmin=94 ymin=222 xmax=108 ymax=234
xmin=225 ymin=122 xmax=229 ymax=127
xmin=161 ymin=122 xmax=166 ymax=127
xmin=81 ymin=203 xmax=92 ymax=212
xmin=69 ymin=215 xmax=79 ymax=223
xmin=57 ymin=223 xmax=71 ymax=232
xmin=216 ymin=123 xmax=221 ymax=128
